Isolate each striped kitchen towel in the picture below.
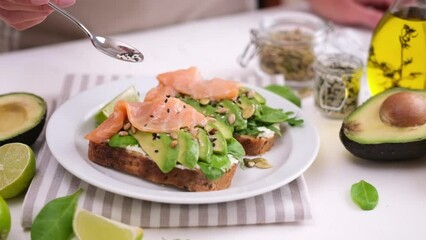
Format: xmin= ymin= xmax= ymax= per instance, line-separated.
xmin=22 ymin=73 xmax=312 ymax=228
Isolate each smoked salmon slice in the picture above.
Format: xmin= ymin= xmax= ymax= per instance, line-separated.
xmin=85 ymin=97 xmax=207 ymax=143
xmin=144 ymin=67 xmax=240 ymax=101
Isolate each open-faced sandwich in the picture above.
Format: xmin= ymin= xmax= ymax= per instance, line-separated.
xmin=144 ymin=67 xmax=303 ymax=155
xmin=85 ymin=96 xmax=245 ymax=191
xmin=85 ymin=67 xmax=302 ymax=192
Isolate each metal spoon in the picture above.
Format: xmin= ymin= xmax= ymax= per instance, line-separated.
xmin=48 ymin=2 xmax=144 ymax=63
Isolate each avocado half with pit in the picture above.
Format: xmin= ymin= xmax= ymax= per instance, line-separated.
xmin=340 ymin=88 xmax=426 ymax=161
xmin=0 ymin=92 xmax=47 ymax=146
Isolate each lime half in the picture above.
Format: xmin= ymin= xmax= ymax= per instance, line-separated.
xmin=0 ymin=143 xmax=36 ymax=199
xmin=0 ymin=196 xmax=11 ymax=240
xmin=94 ymin=85 xmax=139 ymax=124
xmin=73 ymin=208 xmax=144 ymax=240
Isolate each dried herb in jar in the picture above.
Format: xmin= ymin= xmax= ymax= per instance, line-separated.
xmin=259 ymin=29 xmax=315 ymax=82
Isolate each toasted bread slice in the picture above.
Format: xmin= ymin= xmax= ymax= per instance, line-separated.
xmin=234 ymin=134 xmax=275 ymax=156
xmin=87 ymin=142 xmax=237 ymax=192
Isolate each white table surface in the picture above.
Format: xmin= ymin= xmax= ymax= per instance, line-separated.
xmin=2 ymin=3 xmax=426 ymax=240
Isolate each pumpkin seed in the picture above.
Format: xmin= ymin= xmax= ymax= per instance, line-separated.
xmin=243 ymin=158 xmax=255 ymax=168
xmin=170 ymin=140 xmax=178 ymax=148
xmin=123 ymin=122 xmax=132 ymax=131
xmin=247 ymin=90 xmax=256 ymax=99
xmin=118 ymin=131 xmax=128 ymax=136
xmin=243 ymin=157 xmax=272 ymax=169
xmin=200 ymin=98 xmax=210 ymax=105
xmin=216 ymin=107 xmax=229 ymax=114
xmin=130 ymin=126 xmax=137 ymax=134
xmin=255 ymin=161 xmax=272 ymax=169
xmin=169 ymin=132 xmax=178 ymax=139
xmin=228 ymin=113 xmax=236 ymax=125
xmin=242 ymin=105 xmax=255 ymax=119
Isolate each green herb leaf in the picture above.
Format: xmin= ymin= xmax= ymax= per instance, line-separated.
xmin=227 ymin=138 xmax=246 ymax=159
xmin=256 ymin=105 xmax=289 ymax=123
xmin=351 ymin=180 xmax=379 ymax=210
xmin=199 ymin=162 xmax=224 ymax=180
xmin=31 ymin=189 xmax=83 ymax=240
xmin=264 ymin=84 xmax=301 ymax=107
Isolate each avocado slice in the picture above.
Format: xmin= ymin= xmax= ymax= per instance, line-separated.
xmin=176 ymin=130 xmax=199 ymax=169
xmin=132 ymin=131 xmax=177 ymax=173
xmin=204 ymin=119 xmax=233 ymax=141
xmin=340 ymin=88 xmax=426 ymax=161
xmin=0 ymin=92 xmax=47 ymax=146
xmin=108 ymin=133 xmax=138 ymax=148
xmin=208 ymin=128 xmax=227 ymax=155
xmin=197 ymin=128 xmax=213 ymax=163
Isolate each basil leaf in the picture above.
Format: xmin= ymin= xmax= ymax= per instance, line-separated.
xmin=351 ymin=180 xmax=379 ymax=210
xmin=264 ymin=84 xmax=301 ymax=107
xmin=31 ymin=189 xmax=83 ymax=240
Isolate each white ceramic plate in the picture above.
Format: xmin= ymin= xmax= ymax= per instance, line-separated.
xmin=46 ymin=78 xmax=319 ymax=204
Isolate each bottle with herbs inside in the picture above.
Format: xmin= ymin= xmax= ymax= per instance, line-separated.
xmin=314 ymin=53 xmax=363 ymax=119
xmin=367 ymin=0 xmax=426 ymax=95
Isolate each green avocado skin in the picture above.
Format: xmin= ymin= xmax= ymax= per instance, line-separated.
xmin=339 ymin=128 xmax=426 ymax=161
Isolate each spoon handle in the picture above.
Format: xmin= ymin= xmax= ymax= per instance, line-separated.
xmin=48 ymin=2 xmax=93 ymax=38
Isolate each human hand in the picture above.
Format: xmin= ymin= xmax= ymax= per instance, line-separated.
xmin=307 ymin=0 xmax=394 ymax=29
xmin=0 ymin=0 xmax=76 ymax=30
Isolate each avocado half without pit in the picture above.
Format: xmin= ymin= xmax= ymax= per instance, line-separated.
xmin=340 ymin=88 xmax=426 ymax=161
xmin=0 ymin=92 xmax=47 ymax=146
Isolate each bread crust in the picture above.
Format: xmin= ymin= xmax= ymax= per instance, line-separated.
xmin=235 ymin=134 xmax=275 ymax=156
xmin=87 ymin=142 xmax=237 ymax=192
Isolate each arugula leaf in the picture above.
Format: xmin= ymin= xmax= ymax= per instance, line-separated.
xmin=351 ymin=180 xmax=379 ymax=210
xmin=31 ymin=189 xmax=83 ymax=240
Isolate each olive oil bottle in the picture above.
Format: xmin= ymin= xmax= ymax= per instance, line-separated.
xmin=367 ymin=2 xmax=426 ymax=95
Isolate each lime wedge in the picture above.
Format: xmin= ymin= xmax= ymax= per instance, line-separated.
xmin=0 ymin=143 xmax=36 ymax=199
xmin=94 ymin=85 xmax=140 ymax=124
xmin=73 ymin=208 xmax=144 ymax=240
xmin=0 ymin=196 xmax=11 ymax=240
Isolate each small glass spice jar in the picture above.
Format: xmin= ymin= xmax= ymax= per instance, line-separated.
xmin=314 ymin=53 xmax=363 ymax=119
xmin=239 ymin=11 xmax=329 ymax=88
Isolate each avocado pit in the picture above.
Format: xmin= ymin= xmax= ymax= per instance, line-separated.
xmin=379 ymin=92 xmax=426 ymax=127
